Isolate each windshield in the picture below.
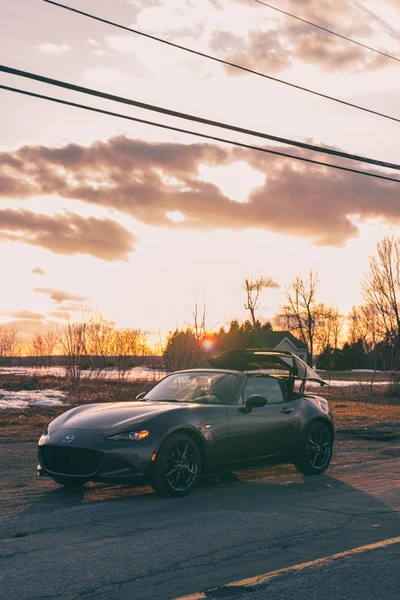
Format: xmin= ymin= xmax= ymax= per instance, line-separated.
xmin=145 ymin=372 xmax=238 ymax=405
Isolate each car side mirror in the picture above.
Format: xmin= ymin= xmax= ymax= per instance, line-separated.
xmin=245 ymin=394 xmax=267 ymax=411
xmin=136 ymin=391 xmax=147 ymax=400
xmin=246 ymin=394 xmax=267 ymax=407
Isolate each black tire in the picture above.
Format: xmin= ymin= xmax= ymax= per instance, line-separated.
xmin=294 ymin=421 xmax=333 ymax=475
xmin=52 ymin=477 xmax=88 ymax=487
xmin=150 ymin=433 xmax=202 ymax=497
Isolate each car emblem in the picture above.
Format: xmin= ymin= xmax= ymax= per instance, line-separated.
xmin=63 ymin=434 xmax=75 ymax=443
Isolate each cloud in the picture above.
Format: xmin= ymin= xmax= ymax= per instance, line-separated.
xmin=210 ymin=29 xmax=291 ymax=73
xmin=38 ymin=43 xmax=72 ymax=55
xmin=228 ymin=0 xmax=395 ymax=73
xmin=32 ymin=268 xmax=46 ymax=275
xmin=0 ymin=319 xmax=57 ymax=338
xmin=34 ymin=288 xmax=90 ymax=304
xmin=0 ymin=209 xmax=136 ymax=261
xmin=353 ymin=1 xmax=400 ymax=38
xmin=1 ymin=310 xmax=46 ymax=320
xmin=283 ymin=22 xmax=388 ymax=73
xmin=382 ymin=0 xmax=400 ymax=9
xmin=1 ymin=136 xmax=400 ymax=246
xmin=48 ymin=308 xmax=79 ymax=319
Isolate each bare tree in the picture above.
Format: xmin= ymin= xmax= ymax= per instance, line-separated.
xmin=347 ymin=304 xmax=382 ymax=355
xmin=192 ymin=298 xmax=207 ymax=341
xmin=86 ymin=316 xmax=116 ymax=370
xmin=58 ymin=322 xmax=89 ymax=384
xmin=347 ymin=303 xmax=383 ymax=380
xmin=361 ymin=236 xmax=400 ymax=349
xmin=0 ymin=327 xmax=21 ymax=366
xmin=111 ymin=328 xmax=150 ymax=378
xmin=315 ymin=306 xmax=345 ymax=354
xmin=29 ymin=334 xmax=46 ymax=367
xmin=243 ymin=276 xmax=279 ymax=329
xmin=275 ymin=271 xmax=322 ymax=365
xmin=58 ymin=310 xmax=97 ymax=384
xmin=43 ymin=330 xmax=58 ymax=363
xmin=28 ymin=330 xmax=58 ymax=367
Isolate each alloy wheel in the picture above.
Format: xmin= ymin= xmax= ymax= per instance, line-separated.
xmin=165 ymin=440 xmax=200 ymax=492
xmin=306 ymin=426 xmax=332 ymax=470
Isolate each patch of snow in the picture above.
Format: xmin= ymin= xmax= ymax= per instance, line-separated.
xmin=0 ymin=366 xmax=165 ymax=381
xmin=0 ymin=399 xmax=30 ymax=410
xmin=0 ymin=388 xmax=69 ymax=409
xmin=329 ymin=380 xmax=386 ymax=387
xmin=351 ymin=369 xmax=383 ymax=373
xmin=306 ymin=380 xmax=389 ymax=387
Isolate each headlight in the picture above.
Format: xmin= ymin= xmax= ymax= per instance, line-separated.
xmin=106 ymin=430 xmax=149 ymax=441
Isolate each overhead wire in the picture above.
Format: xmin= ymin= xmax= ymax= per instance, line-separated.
xmin=42 ymin=0 xmax=400 ymax=127
xmin=1 ymin=83 xmax=399 ymax=185
xmin=1 ymin=65 xmax=400 ymax=173
xmin=253 ymin=0 xmax=400 ymax=64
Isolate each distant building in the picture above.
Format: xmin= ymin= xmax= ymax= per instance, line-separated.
xmin=261 ymin=331 xmax=308 ymax=363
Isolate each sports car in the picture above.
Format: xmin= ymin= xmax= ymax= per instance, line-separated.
xmin=37 ymin=349 xmax=334 ymax=497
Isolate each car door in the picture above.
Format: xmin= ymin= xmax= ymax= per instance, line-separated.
xmin=227 ymin=376 xmax=301 ymax=462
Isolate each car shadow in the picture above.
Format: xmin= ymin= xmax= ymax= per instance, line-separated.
xmin=23 ymin=471 xmax=240 ymax=515
xmin=15 ymin=456 xmax=400 ymax=531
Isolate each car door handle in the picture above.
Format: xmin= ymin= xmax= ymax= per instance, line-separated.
xmin=280 ymin=407 xmax=294 ymax=414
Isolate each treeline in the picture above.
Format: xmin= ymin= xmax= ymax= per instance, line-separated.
xmin=163 ymin=320 xmax=275 ymax=372
xmin=0 ymin=316 xmax=150 ymax=383
xmin=164 ymin=236 xmax=400 ymax=372
xmin=2 ymin=235 xmax=400 ymax=374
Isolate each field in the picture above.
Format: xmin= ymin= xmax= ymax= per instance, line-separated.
xmin=0 ymin=374 xmax=147 ymax=439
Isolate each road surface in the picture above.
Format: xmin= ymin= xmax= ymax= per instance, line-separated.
xmin=1 ymin=437 xmax=400 ymax=599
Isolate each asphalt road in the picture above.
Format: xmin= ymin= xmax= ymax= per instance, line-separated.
xmin=1 ymin=439 xmax=400 ymax=600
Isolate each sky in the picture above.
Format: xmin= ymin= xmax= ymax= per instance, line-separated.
xmin=1 ymin=0 xmax=400 ymax=342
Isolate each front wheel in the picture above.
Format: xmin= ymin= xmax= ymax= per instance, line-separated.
xmin=294 ymin=421 xmax=333 ymax=475
xmin=150 ymin=434 xmax=202 ymax=497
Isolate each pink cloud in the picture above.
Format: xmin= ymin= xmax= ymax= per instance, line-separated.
xmin=1 ymin=136 xmax=399 ymax=247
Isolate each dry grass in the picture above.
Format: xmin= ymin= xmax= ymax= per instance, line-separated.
xmin=331 ymin=400 xmax=400 ymax=431
xmin=0 ymin=374 xmax=151 ymax=439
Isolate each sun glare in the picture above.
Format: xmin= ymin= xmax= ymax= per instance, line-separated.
xmin=198 ymin=162 xmax=265 ymax=203
xmin=201 ymin=335 xmax=216 ymax=352
xmin=166 ymin=211 xmax=186 ymax=223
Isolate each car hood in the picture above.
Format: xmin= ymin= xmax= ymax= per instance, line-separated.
xmin=49 ymin=401 xmax=183 ymax=434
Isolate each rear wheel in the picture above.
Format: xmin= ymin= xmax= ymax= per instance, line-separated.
xmin=53 ymin=477 xmax=88 ymax=487
xmin=294 ymin=421 xmax=333 ymax=475
xmin=150 ymin=434 xmax=201 ymax=497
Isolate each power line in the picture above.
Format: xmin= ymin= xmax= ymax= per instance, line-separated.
xmin=1 ymin=64 xmax=400 ymax=173
xmin=42 ymin=0 xmax=400 ymax=127
xmin=1 ymin=83 xmax=399 ymax=185
xmin=254 ymin=0 xmax=400 ymax=64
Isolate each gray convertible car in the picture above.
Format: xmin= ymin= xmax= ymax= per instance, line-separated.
xmin=37 ymin=349 xmax=333 ymax=497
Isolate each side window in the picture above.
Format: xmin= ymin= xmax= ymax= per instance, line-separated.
xmin=242 ymin=377 xmax=284 ymax=405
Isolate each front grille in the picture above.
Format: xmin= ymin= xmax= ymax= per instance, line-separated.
xmin=40 ymin=446 xmax=103 ymax=476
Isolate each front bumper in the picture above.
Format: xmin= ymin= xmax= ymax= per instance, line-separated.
xmin=37 ymin=428 xmax=157 ymax=485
